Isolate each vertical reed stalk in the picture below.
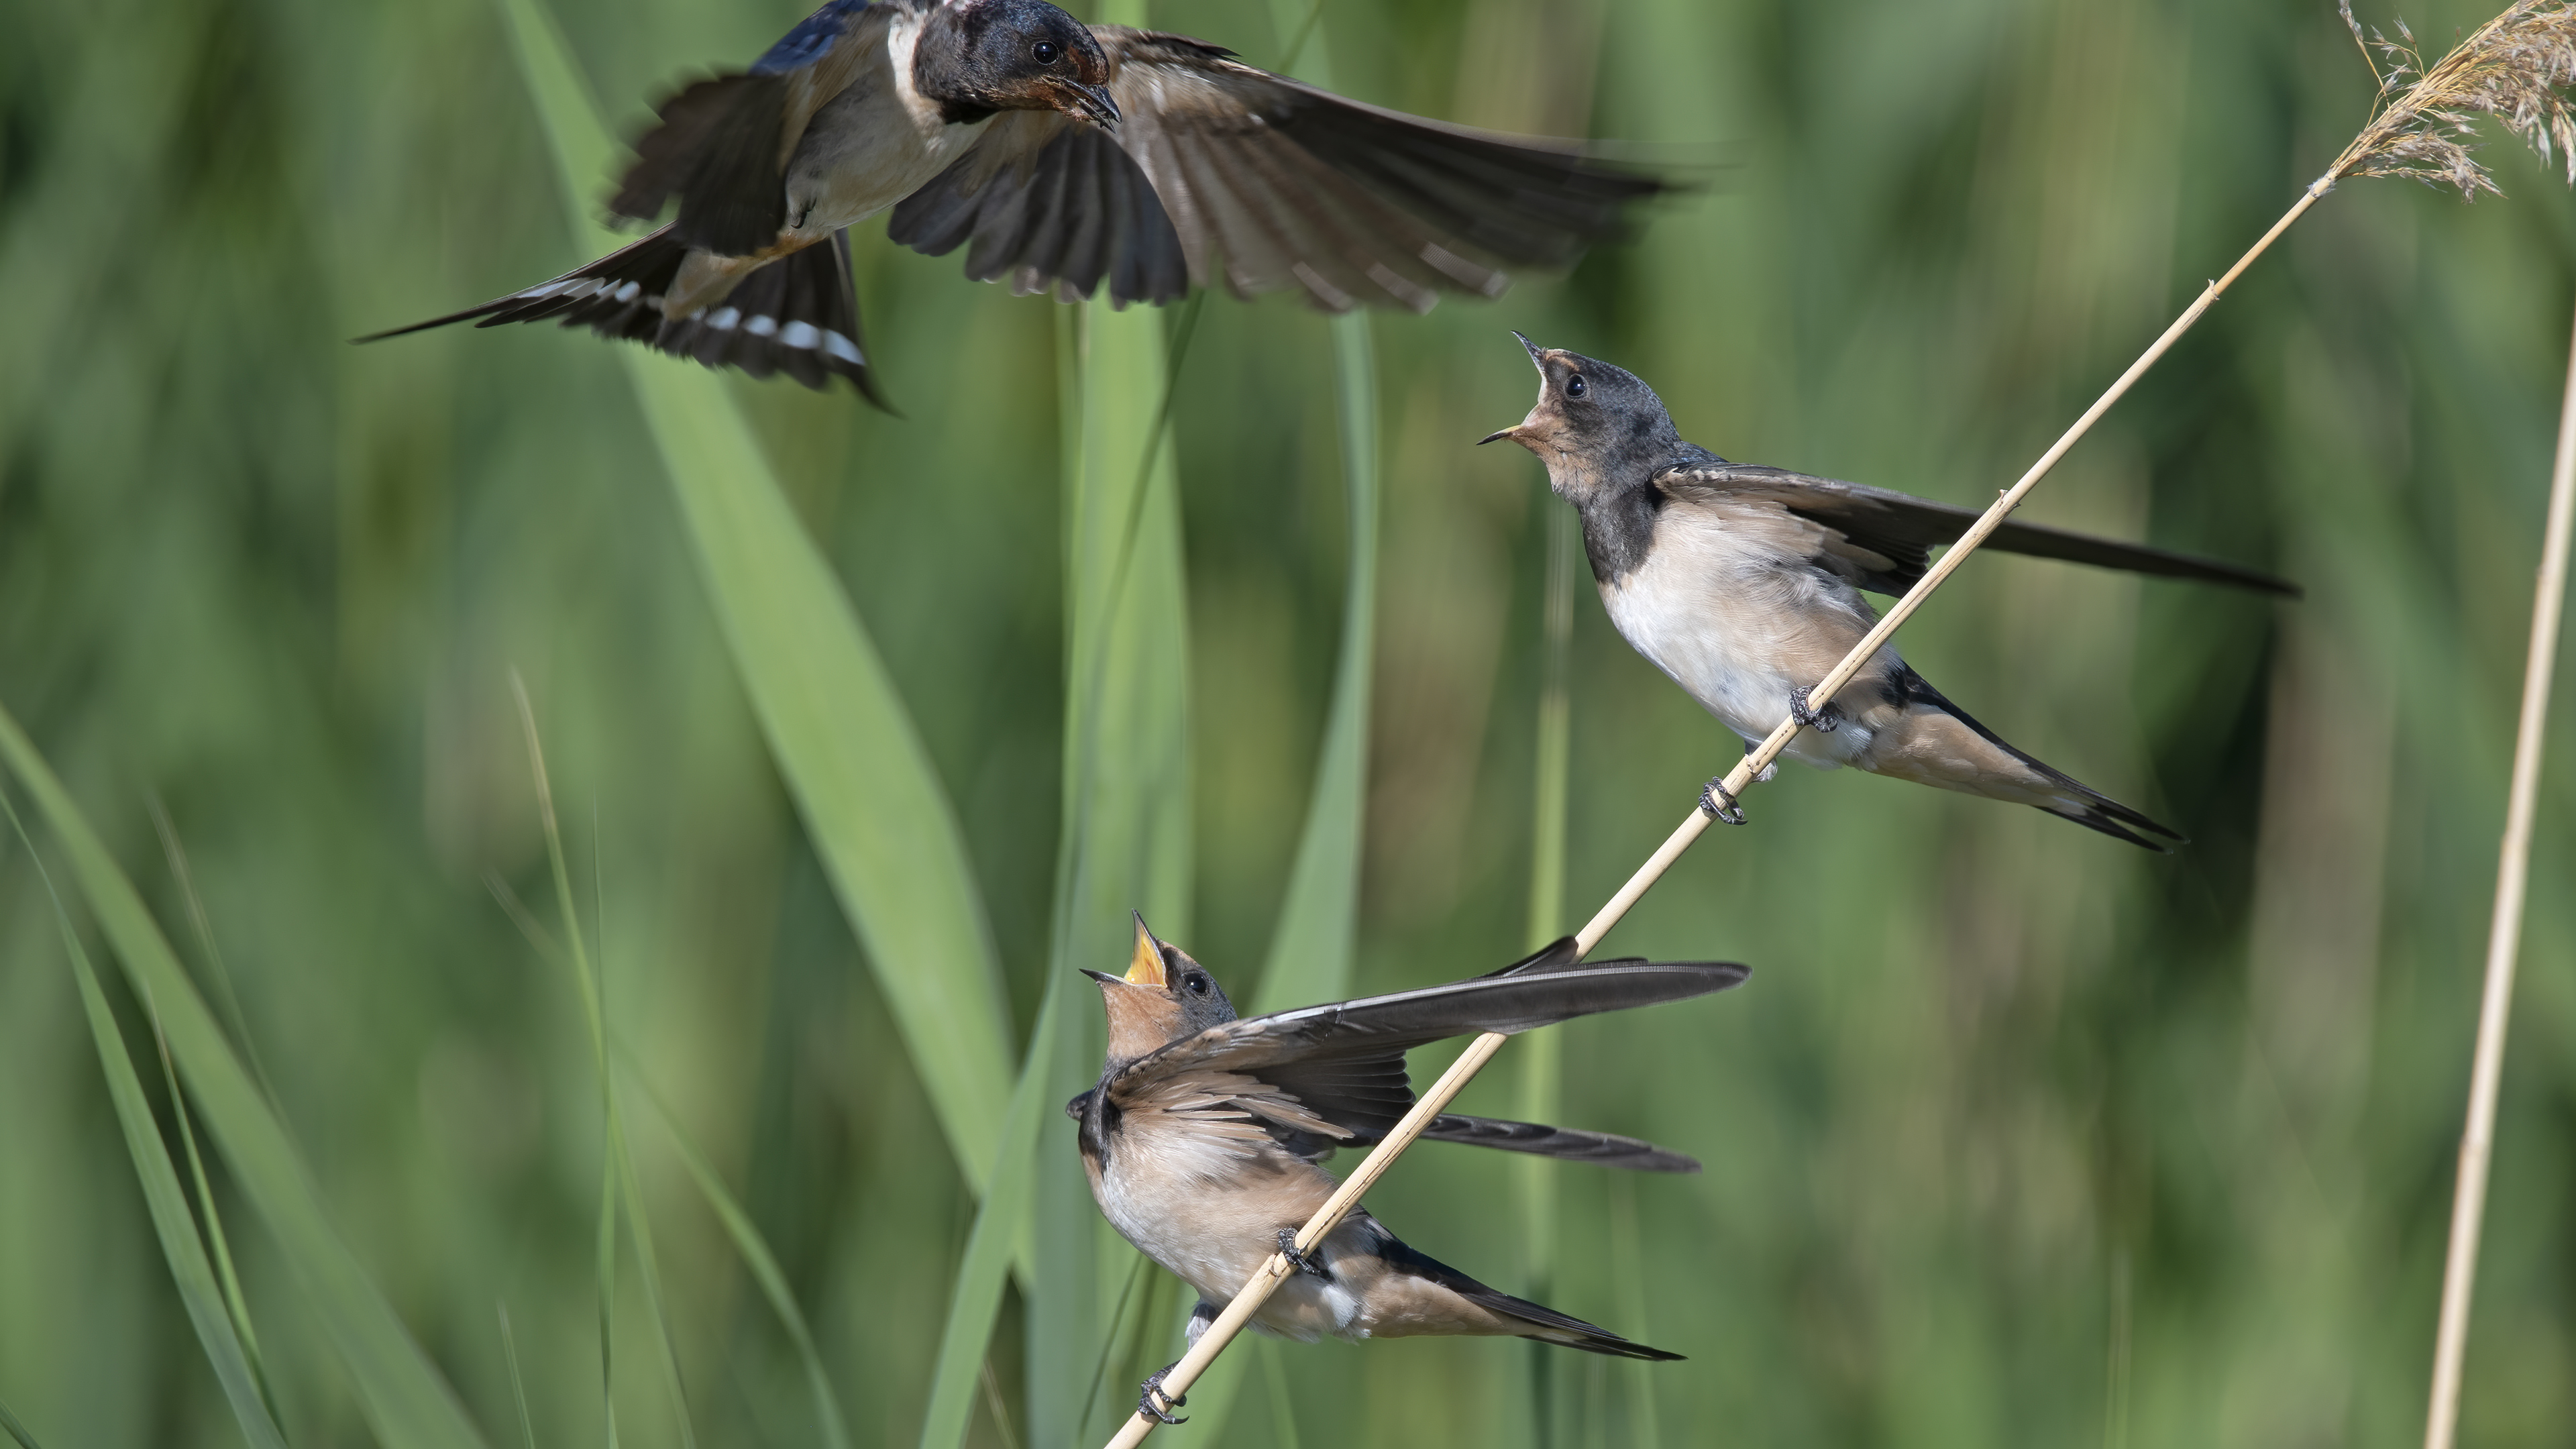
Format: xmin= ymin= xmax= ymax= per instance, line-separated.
xmin=1517 ymin=506 xmax=1578 ymax=1447
xmin=2420 ymin=294 xmax=2576 ymax=1449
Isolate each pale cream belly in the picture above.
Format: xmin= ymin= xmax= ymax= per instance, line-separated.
xmin=1088 ymin=1140 xmax=1378 ymax=1343
xmin=1600 ymin=545 xmax=1897 ymax=771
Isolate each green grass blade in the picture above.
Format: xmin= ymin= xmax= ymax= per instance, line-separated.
xmin=151 ymin=1012 xmax=285 ymax=1430
xmin=621 ymin=1054 xmax=855 ymax=1449
xmin=595 ymin=1150 xmax=619 ymax=1449
xmin=494 ymin=0 xmax=1016 ymax=1193
xmin=4 ymin=797 xmax=289 ymax=1449
xmin=498 ymin=1305 xmax=539 ymax=1449
xmin=0 ymin=702 xmax=490 ymax=1449
xmin=509 ymin=683 xmax=692 ymax=1449
xmin=0 ymin=1395 xmax=44 ymax=1449
xmin=1252 ymin=310 xmax=1380 ymax=1017
xmin=146 ymin=795 xmax=281 ymax=1112
xmin=613 ymin=1142 xmax=698 ymax=1449
xmin=917 ymin=987 xmax=1061 ymax=1449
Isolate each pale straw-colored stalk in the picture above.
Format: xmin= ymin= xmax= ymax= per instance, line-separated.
xmin=2420 ymin=298 xmax=2576 ymax=1449
xmin=1098 ymin=9 xmax=2576 ymax=1443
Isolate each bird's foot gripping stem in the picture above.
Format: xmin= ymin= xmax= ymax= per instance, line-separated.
xmin=1788 ymin=686 xmax=1841 ymax=733
xmin=1138 ymin=1366 xmax=1189 ymax=1425
xmin=1276 ymin=1229 xmax=1328 ymax=1279
xmin=1699 ymin=776 xmax=1747 ymax=826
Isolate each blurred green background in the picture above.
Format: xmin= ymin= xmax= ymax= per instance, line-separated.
xmin=3 ymin=0 xmax=2573 ymax=1445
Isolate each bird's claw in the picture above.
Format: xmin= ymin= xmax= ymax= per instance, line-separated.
xmin=1138 ymin=1368 xmax=1189 ymax=1425
xmin=1277 ymin=1229 xmax=1327 ymax=1279
xmin=1699 ymin=777 xmax=1747 ymax=825
xmin=1788 ymin=686 xmax=1841 ymax=733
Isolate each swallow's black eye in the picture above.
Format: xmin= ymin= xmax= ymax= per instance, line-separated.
xmin=1564 ymin=374 xmax=1587 ymax=398
xmin=1183 ymin=971 xmax=1210 ymax=995
xmin=1032 ymin=40 xmax=1060 ymax=64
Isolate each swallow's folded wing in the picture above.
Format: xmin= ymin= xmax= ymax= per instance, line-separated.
xmin=1656 ymin=462 xmax=2298 ymax=598
xmin=1417 ymin=1114 xmax=1698 ymax=1173
xmin=611 ymin=0 xmax=888 ymax=256
xmin=886 ymin=26 xmax=1672 ymax=311
xmin=1108 ymin=957 xmax=1742 ymax=1169
xmin=1180 ymin=959 xmax=1748 ymax=1073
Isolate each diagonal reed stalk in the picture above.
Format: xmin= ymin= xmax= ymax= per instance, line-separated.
xmin=2420 ymin=294 xmax=2576 ymax=1449
xmin=1097 ymin=6 xmax=2576 ymax=1441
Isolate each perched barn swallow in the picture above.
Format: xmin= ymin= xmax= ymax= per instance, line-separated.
xmin=1482 ymin=338 xmax=2299 ymax=849
xmin=1071 ymin=916 xmax=1746 ymax=1421
xmin=362 ymin=0 xmax=1670 ymax=405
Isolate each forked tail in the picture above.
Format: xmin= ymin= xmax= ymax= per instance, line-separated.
xmin=1374 ymin=1232 xmax=1684 ymax=1361
xmin=356 ymin=227 xmax=882 ymax=405
xmin=1868 ymin=667 xmax=2185 ymax=851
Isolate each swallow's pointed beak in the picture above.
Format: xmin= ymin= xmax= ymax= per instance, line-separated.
xmin=1069 ymin=81 xmax=1120 ymax=129
xmin=1483 ymin=333 xmax=1549 ymax=445
xmin=1124 ymin=910 xmax=1168 ymax=986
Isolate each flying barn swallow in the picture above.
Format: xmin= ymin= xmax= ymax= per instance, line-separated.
xmin=1483 ymin=338 xmax=2299 ymax=849
xmin=1072 ymin=916 xmax=1746 ymax=1422
xmin=362 ymin=0 xmax=1671 ymax=405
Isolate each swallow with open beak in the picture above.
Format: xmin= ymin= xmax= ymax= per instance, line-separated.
xmin=1481 ymin=337 xmax=2300 ymax=849
xmin=360 ymin=0 xmax=1673 ymax=404
xmin=1072 ymin=915 xmax=1747 ymax=1422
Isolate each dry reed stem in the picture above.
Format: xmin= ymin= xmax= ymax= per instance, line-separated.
xmin=1097 ymin=10 xmax=2576 ymax=1443
xmin=2420 ymin=297 xmax=2576 ymax=1449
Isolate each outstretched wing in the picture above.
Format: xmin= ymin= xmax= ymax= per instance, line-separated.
xmin=886 ymin=26 xmax=1673 ymax=310
xmin=1106 ymin=955 xmax=1743 ymax=1169
xmin=1656 ymin=461 xmax=2298 ymax=598
xmin=610 ymin=0 xmax=888 ymax=257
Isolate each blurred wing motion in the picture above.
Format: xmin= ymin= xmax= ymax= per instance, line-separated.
xmin=1656 ymin=462 xmax=2300 ymax=598
xmin=1099 ymin=947 xmax=1745 ymax=1171
xmin=887 ymin=27 xmax=1672 ymax=311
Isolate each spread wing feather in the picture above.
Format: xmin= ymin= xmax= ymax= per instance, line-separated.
xmin=1656 ymin=462 xmax=2298 ymax=598
xmin=888 ymin=25 xmax=1670 ymax=310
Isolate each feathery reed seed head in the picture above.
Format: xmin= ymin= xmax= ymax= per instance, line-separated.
xmin=2336 ymin=0 xmax=2576 ymax=196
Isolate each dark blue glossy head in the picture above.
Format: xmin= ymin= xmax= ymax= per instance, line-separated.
xmin=916 ymin=0 xmax=1118 ymax=128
